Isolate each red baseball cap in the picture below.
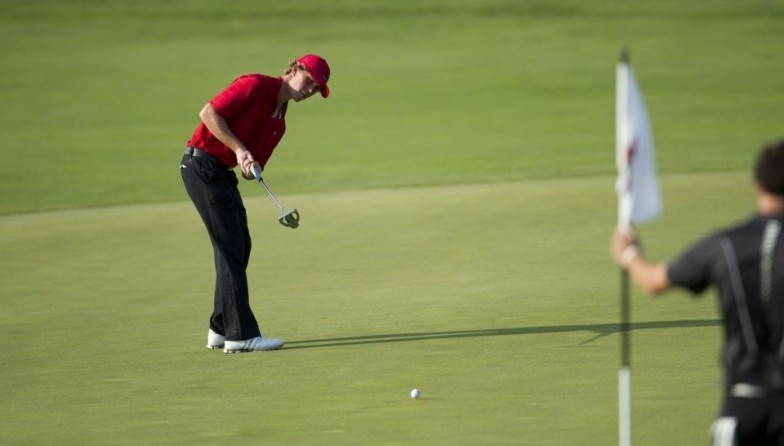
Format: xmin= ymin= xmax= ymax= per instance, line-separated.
xmin=297 ymin=54 xmax=331 ymax=98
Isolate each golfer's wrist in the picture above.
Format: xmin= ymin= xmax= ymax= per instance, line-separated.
xmin=620 ymin=244 xmax=640 ymax=268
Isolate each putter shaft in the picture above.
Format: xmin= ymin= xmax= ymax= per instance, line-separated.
xmin=259 ymin=179 xmax=285 ymax=213
xmin=252 ymin=165 xmax=299 ymax=228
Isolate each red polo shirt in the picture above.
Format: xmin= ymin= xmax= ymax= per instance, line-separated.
xmin=187 ymin=74 xmax=287 ymax=169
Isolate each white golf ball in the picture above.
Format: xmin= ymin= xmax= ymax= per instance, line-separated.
xmin=410 ymin=388 xmax=421 ymax=399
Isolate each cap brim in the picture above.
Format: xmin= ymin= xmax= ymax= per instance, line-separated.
xmin=320 ymin=85 xmax=330 ymax=98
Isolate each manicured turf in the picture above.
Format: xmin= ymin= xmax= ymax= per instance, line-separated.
xmin=0 ymin=172 xmax=751 ymax=445
xmin=1 ymin=0 xmax=781 ymax=444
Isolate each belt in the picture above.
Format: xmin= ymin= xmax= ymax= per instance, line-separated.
xmin=185 ymin=147 xmax=222 ymax=165
xmin=730 ymin=383 xmax=784 ymax=398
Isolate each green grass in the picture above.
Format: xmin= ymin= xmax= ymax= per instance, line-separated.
xmin=0 ymin=0 xmax=781 ymax=444
xmin=0 ymin=172 xmax=752 ymax=445
xmin=0 ymin=0 xmax=782 ymax=214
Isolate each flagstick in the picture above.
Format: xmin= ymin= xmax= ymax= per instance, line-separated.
xmin=619 ymin=268 xmax=632 ymax=446
xmin=617 ymin=46 xmax=632 ymax=446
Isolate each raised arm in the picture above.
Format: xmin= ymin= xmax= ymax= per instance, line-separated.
xmin=611 ymin=229 xmax=672 ymax=295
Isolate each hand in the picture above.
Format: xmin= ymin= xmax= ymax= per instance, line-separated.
xmin=242 ymin=162 xmax=262 ymax=181
xmin=611 ymin=227 xmax=640 ymax=267
xmin=235 ymin=150 xmax=255 ymax=178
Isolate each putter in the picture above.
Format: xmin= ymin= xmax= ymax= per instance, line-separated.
xmin=251 ymin=165 xmax=300 ymax=229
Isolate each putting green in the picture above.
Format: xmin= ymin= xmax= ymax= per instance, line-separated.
xmin=0 ymin=172 xmax=748 ymax=445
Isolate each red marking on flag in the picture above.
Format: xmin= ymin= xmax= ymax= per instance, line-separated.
xmin=624 ymin=138 xmax=639 ymax=192
xmin=626 ymin=139 xmax=638 ymax=166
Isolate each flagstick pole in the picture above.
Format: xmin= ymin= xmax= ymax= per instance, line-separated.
xmin=617 ymin=46 xmax=632 ymax=446
xmin=619 ymin=268 xmax=632 ymax=446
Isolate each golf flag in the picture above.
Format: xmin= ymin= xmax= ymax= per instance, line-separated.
xmin=615 ymin=51 xmax=662 ymax=231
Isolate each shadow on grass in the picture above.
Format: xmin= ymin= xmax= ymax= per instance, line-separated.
xmin=285 ymin=319 xmax=721 ymax=350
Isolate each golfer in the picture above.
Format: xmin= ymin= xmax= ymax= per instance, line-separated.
xmin=180 ymin=54 xmax=331 ymax=353
xmin=610 ymin=140 xmax=784 ymax=445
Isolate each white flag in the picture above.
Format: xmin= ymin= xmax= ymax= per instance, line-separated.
xmin=615 ymin=56 xmax=662 ymax=230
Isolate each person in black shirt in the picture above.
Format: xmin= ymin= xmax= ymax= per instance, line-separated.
xmin=611 ymin=140 xmax=784 ymax=446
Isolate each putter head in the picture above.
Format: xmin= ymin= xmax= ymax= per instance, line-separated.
xmin=279 ymin=209 xmax=300 ymax=229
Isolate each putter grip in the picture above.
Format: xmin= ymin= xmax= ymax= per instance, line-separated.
xmin=251 ymin=164 xmax=262 ymax=181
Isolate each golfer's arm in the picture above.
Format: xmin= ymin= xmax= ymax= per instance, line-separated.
xmin=198 ymin=103 xmax=247 ymax=155
xmin=626 ymin=256 xmax=671 ymax=295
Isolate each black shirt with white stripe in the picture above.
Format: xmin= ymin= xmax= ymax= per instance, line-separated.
xmin=667 ymin=213 xmax=784 ymax=392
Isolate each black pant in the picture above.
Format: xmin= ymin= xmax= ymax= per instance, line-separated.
xmin=181 ymin=153 xmax=261 ymax=341
xmin=722 ymin=393 xmax=784 ymax=445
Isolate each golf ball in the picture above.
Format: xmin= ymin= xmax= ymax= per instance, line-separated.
xmin=410 ymin=388 xmax=421 ymax=399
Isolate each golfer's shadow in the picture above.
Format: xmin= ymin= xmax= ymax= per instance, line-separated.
xmin=284 ymin=319 xmax=720 ymax=350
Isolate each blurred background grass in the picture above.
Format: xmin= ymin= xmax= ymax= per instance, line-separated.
xmin=0 ymin=0 xmax=782 ymax=214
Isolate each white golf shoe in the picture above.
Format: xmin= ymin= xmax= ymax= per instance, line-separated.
xmin=206 ymin=329 xmax=225 ymax=350
xmin=223 ymin=335 xmax=284 ymax=353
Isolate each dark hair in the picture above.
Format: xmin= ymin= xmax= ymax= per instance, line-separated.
xmin=755 ymin=140 xmax=784 ymax=197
